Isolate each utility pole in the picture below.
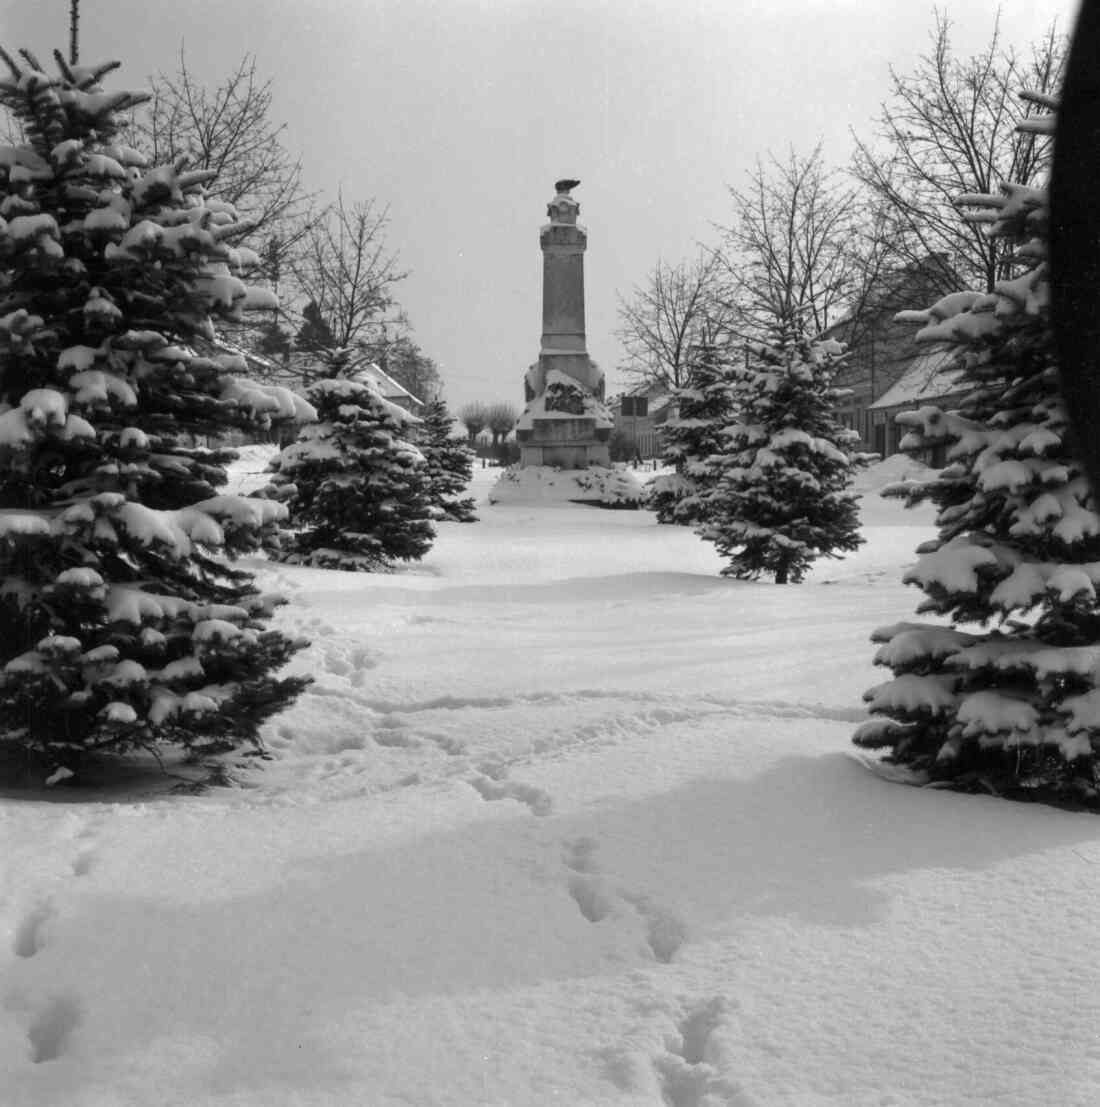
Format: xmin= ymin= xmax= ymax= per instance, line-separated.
xmin=69 ymin=0 xmax=80 ymax=65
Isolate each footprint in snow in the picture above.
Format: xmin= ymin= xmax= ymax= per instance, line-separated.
xmin=562 ymin=837 xmax=616 ymax=922
xmin=26 ymin=995 xmax=82 ymax=1063
xmin=622 ymin=892 xmax=689 ymax=964
xmin=562 ymin=836 xmax=600 ymax=874
xmin=12 ymin=902 xmax=54 ymax=959
xmin=469 ymin=773 xmax=553 ymax=816
xmin=653 ymin=999 xmax=752 ymax=1107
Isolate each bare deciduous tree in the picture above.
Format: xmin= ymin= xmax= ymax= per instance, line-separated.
xmin=287 ymin=193 xmax=408 ymax=351
xmin=615 ymin=251 xmax=735 ymax=390
xmin=718 ymin=144 xmax=861 ymax=340
xmin=851 ymin=12 xmax=1064 ymax=295
xmin=125 ymin=51 xmax=314 ymax=275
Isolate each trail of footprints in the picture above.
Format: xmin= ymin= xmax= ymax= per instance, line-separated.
xmin=562 ymin=837 xmax=688 ymax=964
xmin=560 ymin=840 xmax=752 ymax=1102
xmin=8 ymin=816 xmax=102 ymax=1064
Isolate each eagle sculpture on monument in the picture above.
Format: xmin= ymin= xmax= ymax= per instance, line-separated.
xmin=555 ymin=178 xmax=581 ymax=193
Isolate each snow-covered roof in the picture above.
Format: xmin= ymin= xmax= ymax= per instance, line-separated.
xmin=868 ymin=348 xmax=969 ymax=410
xmin=347 ymin=358 xmax=424 ymax=407
xmin=204 ymin=333 xmax=280 ymax=373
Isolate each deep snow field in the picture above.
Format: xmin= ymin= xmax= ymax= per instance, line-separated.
xmin=4 ymin=452 xmax=1100 ymax=1107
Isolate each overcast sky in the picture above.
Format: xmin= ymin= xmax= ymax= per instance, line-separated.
xmin=0 ymin=0 xmax=1077 ymax=408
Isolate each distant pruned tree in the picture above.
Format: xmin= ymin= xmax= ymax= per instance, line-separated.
xmin=485 ymin=402 xmax=518 ymax=448
xmin=615 ymin=251 xmax=735 ymax=390
xmin=459 ymin=403 xmax=490 ymax=445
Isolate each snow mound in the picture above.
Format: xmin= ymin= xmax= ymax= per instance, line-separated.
xmin=488 ymin=464 xmax=644 ymax=508
xmin=852 ymin=453 xmax=935 ymax=494
xmin=223 ymin=442 xmax=280 ymax=496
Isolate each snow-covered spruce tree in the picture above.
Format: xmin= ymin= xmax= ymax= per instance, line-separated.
xmin=644 ymin=343 xmax=737 ymax=525
xmin=0 ymin=50 xmax=313 ymax=776
xmin=268 ymin=354 xmax=435 ymax=570
xmin=416 ymin=398 xmax=477 ymax=523
xmin=855 ymin=169 xmax=1100 ymax=803
xmin=696 ymin=333 xmax=869 ymax=583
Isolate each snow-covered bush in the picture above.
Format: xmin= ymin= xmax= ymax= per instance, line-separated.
xmin=855 ymin=128 xmax=1100 ymax=802
xmin=644 ymin=344 xmax=737 ymax=525
xmin=416 ymin=399 xmax=477 ymax=523
xmin=268 ymin=375 xmax=435 ymax=569
xmin=0 ymin=49 xmax=313 ymax=777
xmin=697 ymin=334 xmax=869 ymax=582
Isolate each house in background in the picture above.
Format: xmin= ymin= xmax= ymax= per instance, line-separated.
xmin=276 ymin=351 xmax=426 ymax=414
xmin=866 ymin=347 xmax=969 ymax=464
xmin=610 ymin=380 xmax=675 ymax=460
xmin=345 ymin=356 xmax=425 ymax=414
xmin=826 ymin=256 xmax=970 ymax=459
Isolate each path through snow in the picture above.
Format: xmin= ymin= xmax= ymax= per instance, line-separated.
xmin=4 ymin=463 xmax=1100 ymax=1106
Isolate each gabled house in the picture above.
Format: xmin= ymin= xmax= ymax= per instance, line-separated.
xmin=825 ymin=256 xmax=968 ymax=458
xmin=280 ymin=351 xmax=426 ymax=414
xmin=345 ymin=358 xmax=425 ymax=414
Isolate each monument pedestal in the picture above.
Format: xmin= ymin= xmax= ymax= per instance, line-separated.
xmin=517 ymin=423 xmax=610 ymax=468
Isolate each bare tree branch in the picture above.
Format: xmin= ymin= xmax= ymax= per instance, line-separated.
xmin=850 ymin=11 xmax=1064 ymax=295
xmin=124 ymin=50 xmax=315 ymax=278
xmin=615 ymin=251 xmax=736 ymax=390
xmin=286 ymin=192 xmax=408 ymax=353
xmin=718 ymin=145 xmax=862 ymax=340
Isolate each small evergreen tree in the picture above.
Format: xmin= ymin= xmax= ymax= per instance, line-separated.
xmin=295 ymin=299 xmax=335 ymax=354
xmin=697 ymin=333 xmax=868 ymax=582
xmin=269 ymin=362 xmax=435 ymax=570
xmin=645 ymin=343 xmax=737 ymax=524
xmin=855 ymin=157 xmax=1100 ymax=803
xmin=0 ymin=49 xmax=312 ymax=776
xmin=416 ymin=399 xmax=477 ymax=523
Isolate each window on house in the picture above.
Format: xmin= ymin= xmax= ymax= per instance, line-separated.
xmin=621 ymin=396 xmax=649 ymax=417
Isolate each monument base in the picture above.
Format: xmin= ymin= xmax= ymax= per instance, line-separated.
xmin=515 ymin=367 xmax=612 ymax=470
xmin=519 ymin=442 xmax=610 ymax=468
xmin=488 ymin=464 xmax=643 ymax=508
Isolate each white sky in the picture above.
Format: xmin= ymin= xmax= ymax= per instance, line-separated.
xmin=0 ymin=0 xmax=1077 ymax=408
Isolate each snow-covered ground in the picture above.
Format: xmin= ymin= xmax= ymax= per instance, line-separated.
xmin=4 ymin=456 xmax=1100 ymax=1107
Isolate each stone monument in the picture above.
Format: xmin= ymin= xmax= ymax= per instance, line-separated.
xmin=515 ymin=179 xmax=611 ymax=468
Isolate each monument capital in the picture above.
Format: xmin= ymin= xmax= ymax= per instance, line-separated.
xmin=547 ymin=177 xmax=581 ymax=225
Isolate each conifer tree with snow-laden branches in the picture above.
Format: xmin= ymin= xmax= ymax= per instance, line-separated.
xmin=266 ymin=352 xmax=436 ymax=570
xmin=855 ymin=103 xmax=1100 ymax=803
xmin=645 ymin=343 xmax=736 ymax=525
xmin=697 ymin=334 xmax=869 ymax=583
xmin=416 ymin=399 xmax=477 ymax=523
xmin=0 ymin=49 xmax=314 ymax=779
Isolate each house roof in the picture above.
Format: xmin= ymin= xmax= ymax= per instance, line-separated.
xmin=346 ymin=357 xmax=424 ymax=407
xmin=868 ymin=347 xmax=968 ymax=410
